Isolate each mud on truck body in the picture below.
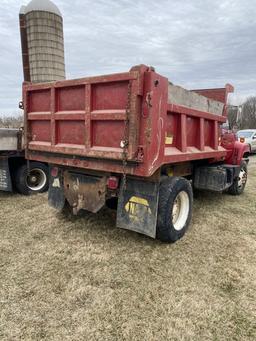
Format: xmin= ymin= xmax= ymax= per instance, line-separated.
xmin=22 ymin=65 xmax=249 ymax=242
xmin=0 ymin=128 xmax=49 ymax=194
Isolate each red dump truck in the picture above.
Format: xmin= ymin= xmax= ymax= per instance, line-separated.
xmin=22 ymin=65 xmax=249 ymax=242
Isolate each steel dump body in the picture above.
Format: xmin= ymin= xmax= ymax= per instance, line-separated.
xmin=23 ymin=65 xmax=233 ymax=176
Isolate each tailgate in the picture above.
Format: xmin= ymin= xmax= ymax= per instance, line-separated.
xmin=23 ymin=66 xmax=146 ymax=161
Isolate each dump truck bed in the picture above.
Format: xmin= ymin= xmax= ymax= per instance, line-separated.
xmin=23 ymin=65 xmax=233 ymax=177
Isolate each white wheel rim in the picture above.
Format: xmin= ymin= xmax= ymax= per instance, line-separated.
xmin=237 ymin=168 xmax=247 ymax=189
xmin=26 ymin=168 xmax=47 ymax=191
xmin=172 ymin=191 xmax=190 ymax=231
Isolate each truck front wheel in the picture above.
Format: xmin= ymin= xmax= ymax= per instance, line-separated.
xmin=156 ymin=177 xmax=193 ymax=243
xmin=228 ymin=161 xmax=248 ymax=195
xmin=14 ymin=162 xmax=49 ymax=195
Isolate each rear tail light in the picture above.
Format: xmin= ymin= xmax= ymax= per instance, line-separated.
xmin=240 ymin=137 xmax=245 ymax=143
xmin=51 ymin=167 xmax=59 ymax=177
xmin=107 ymin=176 xmax=119 ymax=190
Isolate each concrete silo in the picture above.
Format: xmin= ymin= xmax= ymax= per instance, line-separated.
xmin=19 ymin=0 xmax=65 ymax=83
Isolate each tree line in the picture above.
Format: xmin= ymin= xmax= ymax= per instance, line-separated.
xmin=228 ymin=96 xmax=256 ymax=130
xmin=0 ymin=114 xmax=24 ymax=128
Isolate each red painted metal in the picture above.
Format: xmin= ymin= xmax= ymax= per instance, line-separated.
xmin=107 ymin=176 xmax=119 ymax=190
xmin=221 ymin=131 xmax=250 ymax=165
xmin=23 ymin=65 xmax=238 ymax=177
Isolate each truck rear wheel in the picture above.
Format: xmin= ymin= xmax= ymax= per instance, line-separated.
xmin=156 ymin=177 xmax=193 ymax=243
xmin=228 ymin=161 xmax=247 ymax=195
xmin=14 ymin=162 xmax=49 ymax=195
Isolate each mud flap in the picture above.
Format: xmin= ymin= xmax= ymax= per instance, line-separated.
xmin=48 ymin=167 xmax=66 ymax=211
xmin=0 ymin=157 xmax=12 ymax=192
xmin=117 ymin=178 xmax=159 ymax=238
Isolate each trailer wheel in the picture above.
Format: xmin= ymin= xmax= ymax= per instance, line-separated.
xmin=14 ymin=162 xmax=49 ymax=195
xmin=156 ymin=177 xmax=193 ymax=243
xmin=228 ymin=161 xmax=248 ymax=195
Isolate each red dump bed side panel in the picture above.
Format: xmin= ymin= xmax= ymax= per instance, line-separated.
xmin=24 ymin=65 xmax=232 ymax=177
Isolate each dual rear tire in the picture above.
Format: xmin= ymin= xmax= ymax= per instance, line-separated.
xmin=14 ymin=162 xmax=49 ymax=195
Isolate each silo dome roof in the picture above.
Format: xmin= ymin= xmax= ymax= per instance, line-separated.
xmin=23 ymin=0 xmax=62 ymax=16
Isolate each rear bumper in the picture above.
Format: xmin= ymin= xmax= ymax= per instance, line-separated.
xmin=48 ymin=164 xmax=160 ymax=239
xmin=48 ymin=165 xmax=109 ymax=213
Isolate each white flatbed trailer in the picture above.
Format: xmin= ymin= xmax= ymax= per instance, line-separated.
xmin=0 ymin=128 xmax=49 ymax=194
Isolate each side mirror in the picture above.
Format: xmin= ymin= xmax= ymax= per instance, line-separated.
xmin=253 ymin=136 xmax=256 ymax=140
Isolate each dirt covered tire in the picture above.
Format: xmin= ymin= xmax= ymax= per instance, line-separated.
xmin=228 ymin=161 xmax=248 ymax=195
xmin=156 ymin=177 xmax=193 ymax=243
xmin=14 ymin=162 xmax=49 ymax=195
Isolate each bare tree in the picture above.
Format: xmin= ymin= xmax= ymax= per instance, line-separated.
xmin=240 ymin=96 xmax=256 ymax=129
xmin=228 ymin=97 xmax=256 ymax=130
xmin=0 ymin=114 xmax=24 ymax=128
xmin=227 ymin=105 xmax=239 ymax=130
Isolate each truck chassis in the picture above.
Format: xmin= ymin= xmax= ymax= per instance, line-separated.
xmin=22 ymin=65 xmax=249 ymax=242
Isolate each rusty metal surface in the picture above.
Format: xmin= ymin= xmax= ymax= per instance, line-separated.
xmin=24 ymin=68 xmax=141 ymax=163
xmin=17 ymin=128 xmax=24 ymax=151
xmin=164 ymin=162 xmax=193 ymax=177
xmin=24 ymin=64 xmax=235 ymax=177
xmin=64 ymin=171 xmax=107 ymax=214
xmin=19 ymin=13 xmax=31 ymax=82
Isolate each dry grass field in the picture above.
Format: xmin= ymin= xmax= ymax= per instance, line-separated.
xmin=0 ymin=157 xmax=255 ymax=341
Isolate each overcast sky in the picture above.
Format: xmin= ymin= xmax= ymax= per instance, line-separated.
xmin=0 ymin=0 xmax=256 ymax=116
